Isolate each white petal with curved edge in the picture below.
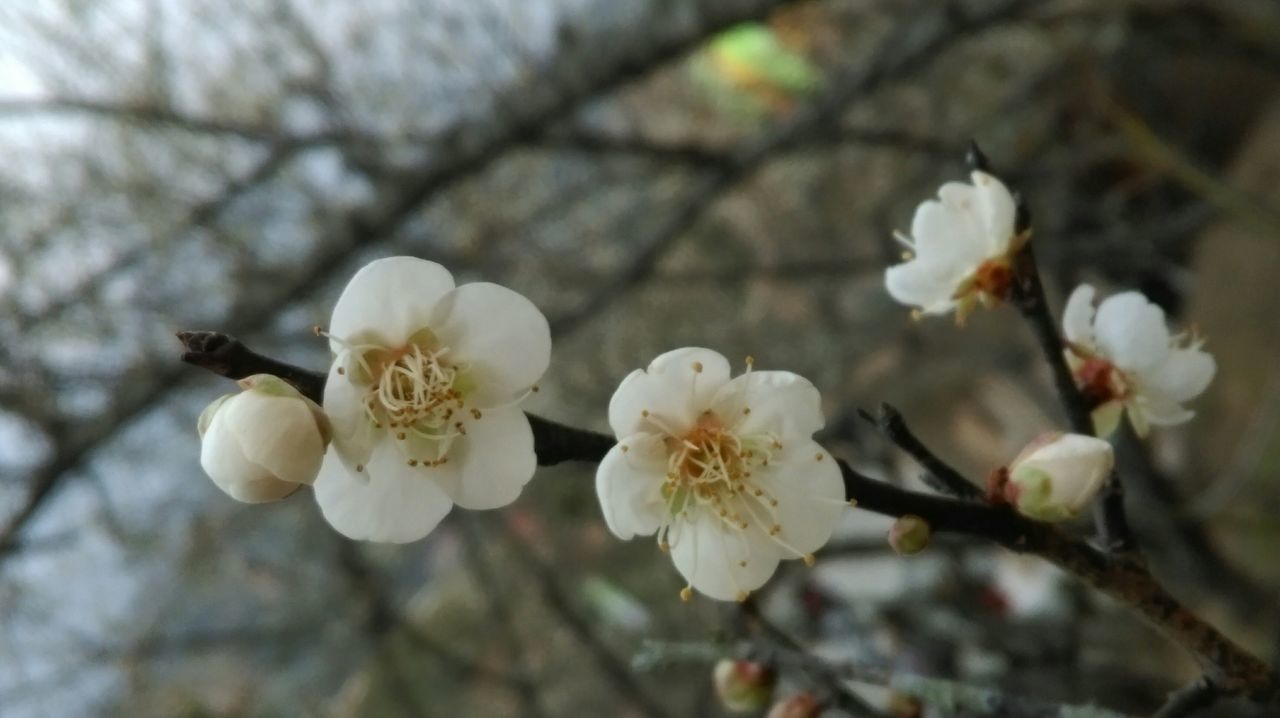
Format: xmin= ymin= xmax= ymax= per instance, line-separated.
xmin=972 ymin=171 xmax=1016 ymax=255
xmin=1094 ymin=291 xmax=1170 ymax=371
xmin=747 ymin=442 xmax=845 ymax=554
xmin=669 ymin=516 xmax=782 ymax=601
xmin=313 ymin=445 xmax=454 ymax=543
xmin=711 ymin=371 xmax=824 ymax=440
xmin=200 ymin=410 xmax=298 ymax=503
xmin=429 ymin=282 xmax=551 ymax=405
xmin=884 ymin=260 xmax=961 ymax=314
xmin=225 ymin=392 xmax=325 ymax=486
xmin=1133 ymin=393 xmax=1195 ymax=427
xmin=909 ymin=199 xmax=986 ymax=267
xmin=595 ymin=433 xmax=668 ymax=540
xmin=322 ymin=362 xmax=376 ymax=471
xmin=1062 ymin=284 xmax=1097 ymax=348
xmin=607 ymin=348 xmax=731 ymax=438
xmin=426 ymin=406 xmax=537 ymax=510
xmin=328 ymin=257 xmax=455 ymax=350
xmin=1142 ymin=348 xmax=1216 ymax=404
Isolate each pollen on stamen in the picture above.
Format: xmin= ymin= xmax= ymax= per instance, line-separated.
xmin=407 ymin=459 xmax=418 ymax=467
xmin=355 ymin=464 xmax=364 ymax=472
xmin=911 ymin=308 xmax=924 ymax=322
xmin=679 ymin=586 xmax=693 ymax=602
xmin=901 ymin=250 xmax=914 ymax=261
xmin=745 ymin=355 xmax=755 ymax=368
xmin=396 ymin=432 xmax=407 ymax=440
xmin=735 ymin=591 xmax=749 ymax=603
xmin=738 ymin=560 xmax=747 ymax=567
xmin=641 ymin=409 xmax=649 ymax=418
xmin=803 ymin=554 xmax=816 ymax=567
xmin=692 ymin=361 xmax=703 ymax=373
xmin=620 ymin=445 xmax=629 ymax=453
xmin=659 ymin=541 xmax=669 ymax=553
xmin=470 ymin=408 xmax=482 ymax=420
xmin=531 ymin=384 xmax=540 ymax=393
xmin=816 ymin=452 xmax=824 ymax=461
xmin=769 ymin=524 xmax=781 ymax=536
xmin=336 ymin=366 xmax=346 ymax=375
xmin=742 ymin=407 xmax=751 ymax=415
xmin=312 ymin=325 xmax=324 ymax=336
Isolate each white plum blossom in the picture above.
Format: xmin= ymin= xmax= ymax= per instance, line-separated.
xmin=1062 ymin=284 xmax=1216 ymax=437
xmin=596 ymin=348 xmax=847 ymax=602
xmin=198 ymin=374 xmax=331 ymax=503
xmin=885 ymin=171 xmax=1027 ymax=322
xmin=313 ymin=257 xmax=550 ymax=543
xmin=1006 ymin=432 xmax=1114 ymax=522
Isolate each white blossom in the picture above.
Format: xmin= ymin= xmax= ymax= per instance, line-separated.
xmin=1062 ymin=284 xmax=1216 ymax=437
xmin=198 ymin=374 xmax=331 ymax=503
xmin=596 ymin=348 xmax=846 ymax=602
xmin=1007 ymin=432 xmax=1113 ymax=522
xmin=313 ymin=257 xmax=550 ymax=543
xmin=885 ymin=171 xmax=1025 ymax=322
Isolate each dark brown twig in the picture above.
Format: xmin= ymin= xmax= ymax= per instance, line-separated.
xmin=1151 ymin=676 xmax=1219 ymax=718
xmin=177 ymin=332 xmax=1278 ymax=707
xmin=857 ymin=403 xmax=984 ymax=501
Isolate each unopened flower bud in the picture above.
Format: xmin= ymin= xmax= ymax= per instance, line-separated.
xmin=713 ymin=659 xmax=776 ymax=713
xmin=766 ymin=693 xmax=823 ymax=718
xmin=198 ymin=374 xmax=331 ymax=503
xmin=1007 ymin=432 xmax=1113 ymax=522
xmin=888 ymin=514 xmax=930 ymax=555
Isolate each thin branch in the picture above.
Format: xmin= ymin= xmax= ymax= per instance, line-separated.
xmin=498 ymin=520 xmax=674 ymax=718
xmin=177 ymin=335 xmax=1280 ymax=705
xmin=1011 ymin=238 xmax=1136 ymax=553
xmin=857 ymin=403 xmax=984 ymax=501
xmin=1152 ymin=676 xmax=1219 ymax=718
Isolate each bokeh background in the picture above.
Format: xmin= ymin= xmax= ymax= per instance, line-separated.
xmin=2 ymin=0 xmax=1280 ymax=716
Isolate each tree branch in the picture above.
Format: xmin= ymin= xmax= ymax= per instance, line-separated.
xmin=1011 ymin=234 xmax=1136 ymax=553
xmin=858 ymin=403 xmax=984 ymax=501
xmin=177 ymin=332 xmax=1279 ymax=707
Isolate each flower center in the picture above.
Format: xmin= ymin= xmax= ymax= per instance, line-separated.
xmin=325 ymin=327 xmax=474 ymax=469
xmin=971 ymin=258 xmax=1014 ymax=300
xmin=641 ymin=404 xmax=816 ymax=602
xmin=1070 ymin=353 xmax=1129 ymax=408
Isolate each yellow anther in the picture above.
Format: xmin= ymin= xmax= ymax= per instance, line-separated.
xmin=470 ymin=408 xmax=482 ymax=420
xmin=803 ymin=554 xmax=816 ymax=567
xmin=692 ymin=361 xmax=703 ymax=373
xmin=355 ymin=464 xmax=364 ymax=473
xmin=743 ymin=407 xmax=751 ymax=415
xmin=407 ymin=459 xmax=418 ymax=466
xmin=739 ymin=560 xmax=747 ymax=568
xmin=641 ymin=410 xmax=650 ymax=418
xmin=679 ymin=586 xmax=693 ymax=602
xmin=735 ymin=591 xmax=749 ymax=603
xmin=336 ymin=366 xmax=346 ymax=375
xmin=620 ymin=445 xmax=629 ymax=453
xmin=816 ymin=452 xmax=824 ymax=461
xmin=770 ymin=525 xmax=781 ymax=536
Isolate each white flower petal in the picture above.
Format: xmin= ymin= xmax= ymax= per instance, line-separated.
xmin=430 ymin=282 xmax=551 ymax=405
xmin=669 ymin=517 xmax=781 ymax=601
xmin=322 ymin=362 xmax=376 ymax=471
xmin=909 ymin=199 xmax=986 ymax=267
xmin=711 ymin=371 xmax=824 ymax=440
xmin=749 ymin=442 xmax=845 ymax=553
xmin=328 ymin=257 xmax=455 ymax=349
xmin=1062 ymin=284 xmax=1097 ymax=348
xmin=1133 ymin=394 xmax=1195 ymax=428
xmin=200 ymin=410 xmax=298 ymax=503
xmin=427 ymin=406 xmax=536 ymax=510
xmin=1142 ymin=347 xmax=1216 ymax=404
xmin=607 ymin=348 xmax=732 ymax=438
xmin=313 ymin=445 xmax=454 ymax=543
xmin=1094 ymin=291 xmax=1171 ymax=371
xmin=225 ymin=391 xmax=325 ymax=486
xmin=971 ymin=171 xmax=1016 ymax=254
xmin=595 ymin=433 xmax=668 ymax=540
xmin=884 ymin=260 xmax=961 ymax=313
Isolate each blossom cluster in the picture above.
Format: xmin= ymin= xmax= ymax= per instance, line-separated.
xmin=196 ymin=166 xmax=1217 ymax=603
